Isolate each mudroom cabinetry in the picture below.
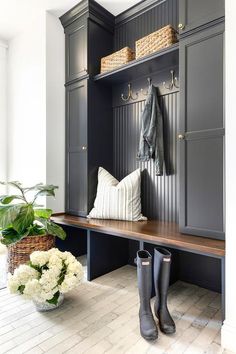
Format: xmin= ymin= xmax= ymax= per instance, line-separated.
xmin=61 ymin=0 xmax=225 ymax=239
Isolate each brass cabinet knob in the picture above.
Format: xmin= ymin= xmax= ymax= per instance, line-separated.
xmin=178 ymin=134 xmax=185 ymax=140
xmin=82 ymin=146 xmax=87 ymax=150
xmin=178 ymin=23 xmax=185 ymax=30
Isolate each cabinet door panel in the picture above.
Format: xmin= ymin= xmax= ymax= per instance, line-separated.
xmin=66 ymin=80 xmax=88 ymax=216
xmin=67 ymin=152 xmax=87 ymax=216
xmin=179 ymin=24 xmax=225 ymax=239
xmin=185 ymin=137 xmax=224 ymax=234
xmin=186 ymin=30 xmax=224 ymax=132
xmin=68 ymin=84 xmax=87 ymax=149
xmin=65 ymin=18 xmax=87 ymax=83
xmin=179 ymin=0 xmax=224 ymax=33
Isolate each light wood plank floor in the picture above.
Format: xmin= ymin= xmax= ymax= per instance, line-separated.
xmin=0 ymin=261 xmax=233 ymax=354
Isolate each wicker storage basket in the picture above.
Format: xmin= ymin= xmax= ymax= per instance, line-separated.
xmin=7 ymin=234 xmax=55 ymax=274
xmin=135 ymin=25 xmax=178 ymax=59
xmin=101 ymin=47 xmax=135 ymax=73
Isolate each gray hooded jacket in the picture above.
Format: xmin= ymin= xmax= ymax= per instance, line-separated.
xmin=137 ymin=84 xmax=165 ymax=176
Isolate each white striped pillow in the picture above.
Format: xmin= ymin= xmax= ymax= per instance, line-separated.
xmin=88 ymin=167 xmax=147 ymax=221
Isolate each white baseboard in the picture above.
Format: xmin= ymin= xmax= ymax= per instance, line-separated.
xmin=221 ymin=321 xmax=236 ymax=352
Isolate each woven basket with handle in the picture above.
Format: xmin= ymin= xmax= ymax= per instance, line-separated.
xmin=7 ymin=234 xmax=55 ymax=274
xmin=135 ymin=24 xmax=178 ymax=59
xmin=101 ymin=46 xmax=135 ymax=73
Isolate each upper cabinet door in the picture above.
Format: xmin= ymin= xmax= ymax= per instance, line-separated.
xmin=65 ymin=17 xmax=88 ymax=83
xmin=179 ymin=23 xmax=225 ymax=240
xmin=178 ymin=0 xmax=224 ymax=33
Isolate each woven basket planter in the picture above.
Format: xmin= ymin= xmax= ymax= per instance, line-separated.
xmin=7 ymin=234 xmax=55 ymax=274
xmin=101 ymin=46 xmax=135 ymax=73
xmin=135 ymin=24 xmax=178 ymax=59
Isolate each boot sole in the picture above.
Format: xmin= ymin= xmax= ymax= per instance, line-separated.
xmin=141 ymin=334 xmax=158 ymax=341
xmin=160 ymin=327 xmax=176 ymax=335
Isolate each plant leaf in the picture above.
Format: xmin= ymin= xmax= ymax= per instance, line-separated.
xmin=34 ymin=208 xmax=52 ymax=219
xmin=12 ymin=205 xmax=34 ymax=234
xmin=37 ymin=218 xmax=66 ymax=240
xmin=0 ymin=227 xmax=29 ymax=245
xmin=18 ymin=285 xmax=25 ymax=294
xmin=34 ymin=185 xmax=58 ymax=199
xmin=0 ymin=195 xmax=23 ymax=205
xmin=27 ymin=223 xmax=46 ymax=236
xmin=47 ymin=291 xmax=60 ymax=305
xmin=22 ymin=183 xmax=44 ymax=192
xmin=0 ymin=204 xmax=22 ymax=229
xmin=46 ymin=221 xmax=66 ymax=240
xmin=36 ymin=184 xmax=58 ymax=191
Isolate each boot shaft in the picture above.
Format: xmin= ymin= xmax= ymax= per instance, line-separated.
xmin=153 ymin=247 xmax=176 ymax=334
xmin=154 ymin=247 xmax=171 ymax=298
xmin=137 ymin=250 xmax=152 ymax=309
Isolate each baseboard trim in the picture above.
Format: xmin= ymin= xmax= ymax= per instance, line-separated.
xmin=221 ymin=320 xmax=236 ymax=352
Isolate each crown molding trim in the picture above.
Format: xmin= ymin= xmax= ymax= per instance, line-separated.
xmin=60 ymin=0 xmax=114 ymax=32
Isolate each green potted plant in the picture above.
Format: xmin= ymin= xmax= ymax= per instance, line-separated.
xmin=0 ymin=181 xmax=66 ymax=273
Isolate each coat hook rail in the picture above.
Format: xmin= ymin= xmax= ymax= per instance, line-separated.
xmin=163 ymin=70 xmax=179 ymax=90
xmin=121 ymin=83 xmax=138 ymax=102
xmin=141 ymin=77 xmax=152 ymax=96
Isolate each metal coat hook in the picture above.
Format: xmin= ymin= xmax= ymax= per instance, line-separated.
xmin=121 ymin=83 xmax=138 ymax=102
xmin=141 ymin=77 xmax=152 ymax=96
xmin=163 ymin=70 xmax=179 ymax=90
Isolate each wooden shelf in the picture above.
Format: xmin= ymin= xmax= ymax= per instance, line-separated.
xmin=93 ymin=43 xmax=179 ymax=84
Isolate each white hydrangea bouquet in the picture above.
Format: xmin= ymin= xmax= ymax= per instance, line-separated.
xmin=8 ymin=248 xmax=83 ymax=309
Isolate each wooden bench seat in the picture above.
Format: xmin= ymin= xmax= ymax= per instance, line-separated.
xmin=51 ymin=213 xmax=225 ymax=258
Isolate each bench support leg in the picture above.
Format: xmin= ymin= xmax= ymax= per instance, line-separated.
xmin=139 ymin=241 xmax=144 ymax=250
xmin=87 ymin=230 xmax=129 ymax=281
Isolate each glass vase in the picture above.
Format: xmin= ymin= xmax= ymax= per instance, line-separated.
xmin=33 ymin=293 xmax=64 ymax=312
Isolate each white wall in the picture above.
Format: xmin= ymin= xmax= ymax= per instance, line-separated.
xmin=6 ymin=11 xmax=65 ymax=210
xmin=0 ymin=40 xmax=7 ymax=194
xmin=7 ymin=13 xmax=46 ymax=187
xmin=221 ymin=0 xmax=236 ymax=351
xmin=46 ymin=12 xmax=65 ymax=212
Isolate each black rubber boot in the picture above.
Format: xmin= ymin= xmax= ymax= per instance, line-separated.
xmin=154 ymin=247 xmax=176 ymax=334
xmin=136 ymin=250 xmax=158 ymax=341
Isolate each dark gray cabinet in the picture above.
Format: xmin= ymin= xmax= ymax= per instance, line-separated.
xmin=179 ymin=0 xmax=224 ymax=33
xmin=65 ymin=16 xmax=87 ymax=83
xmin=179 ymin=23 xmax=225 ymax=239
xmin=61 ymin=1 xmax=114 ymax=217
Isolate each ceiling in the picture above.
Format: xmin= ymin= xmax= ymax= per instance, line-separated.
xmin=0 ymin=0 xmax=141 ymax=41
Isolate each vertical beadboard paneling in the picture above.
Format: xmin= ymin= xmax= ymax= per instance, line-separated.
xmin=113 ymin=0 xmax=179 ymax=221
xmin=114 ymin=0 xmax=179 ymax=50
xmin=113 ymin=92 xmax=179 ymax=222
